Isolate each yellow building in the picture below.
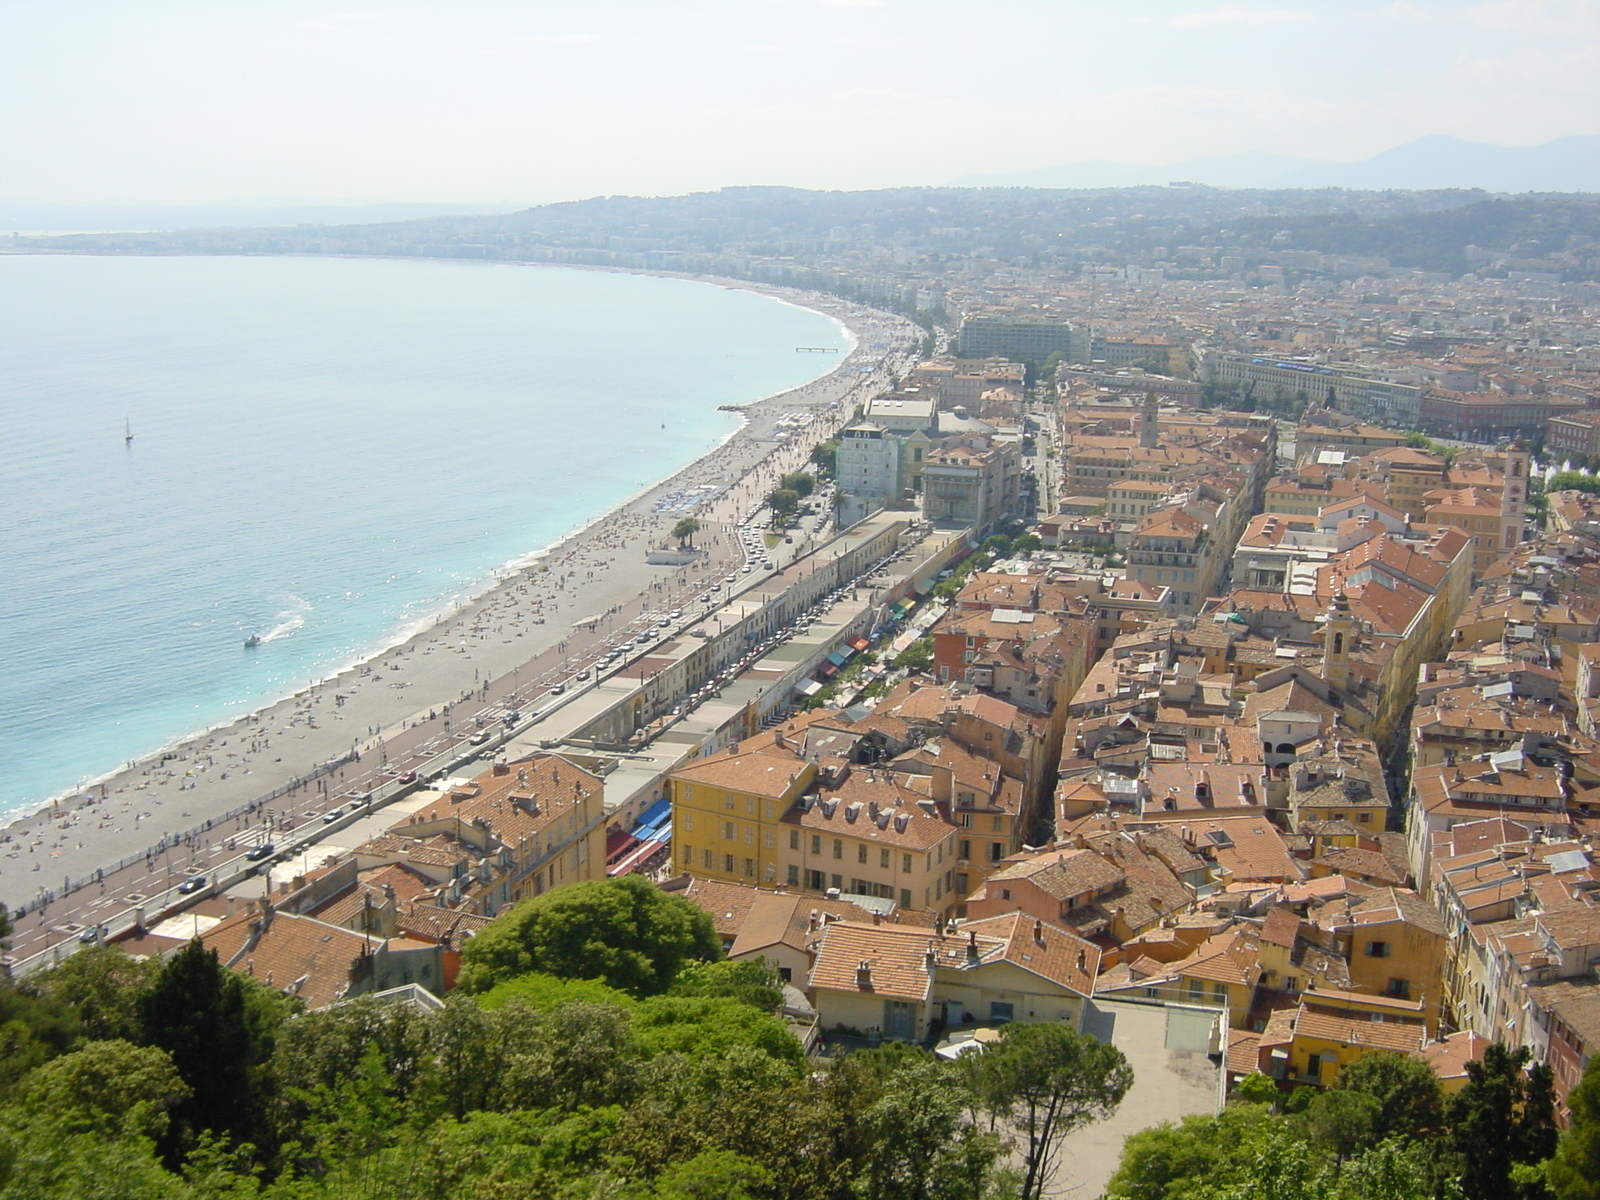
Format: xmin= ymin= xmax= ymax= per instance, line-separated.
xmin=1313 ymin=889 xmax=1448 ymax=1034
xmin=668 ymin=733 xmax=819 ymax=889
xmin=779 ymin=776 xmax=963 ymax=914
xmin=1137 ymin=926 xmax=1262 ymax=1029
xmin=1257 ymin=992 xmax=1429 ymax=1086
xmin=669 ymin=723 xmax=971 ymax=914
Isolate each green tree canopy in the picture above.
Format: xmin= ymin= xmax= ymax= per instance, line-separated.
xmin=1104 ymin=1103 xmax=1283 ymax=1200
xmin=667 ymin=959 xmax=784 ymax=1012
xmin=455 ymin=875 xmax=720 ymax=997
xmin=825 ymin=1046 xmax=1000 ymax=1200
xmin=1301 ymin=1090 xmax=1381 ymax=1164
xmin=136 ymin=939 xmax=288 ymax=1161
xmin=893 ymin=637 xmax=933 ymax=671
xmin=1547 ymin=471 xmax=1600 ymax=497
xmin=965 ymin=1022 xmax=1133 ymax=1200
xmin=810 ymin=439 xmax=839 ymax=478
xmin=15 ymin=1039 xmax=189 ymax=1143
xmin=630 ymin=995 xmax=803 ymax=1068
xmin=1549 ymin=1055 xmax=1600 ymax=1200
xmin=1234 ymin=1072 xmax=1281 ymax=1107
xmin=1337 ymin=1050 xmax=1445 ymax=1143
xmin=0 ymin=1111 xmax=193 ymax=1200
xmin=780 ymin=472 xmax=816 ymax=499
xmin=767 ymin=488 xmax=801 ymax=520
xmin=0 ymin=980 xmax=80 ymax=1093
xmin=477 ymin=971 xmax=637 ymax=1013
xmin=32 ymin=944 xmax=159 ymax=1043
xmin=1447 ymin=1042 xmax=1557 ymax=1200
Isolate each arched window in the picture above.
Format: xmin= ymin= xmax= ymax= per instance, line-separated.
xmin=1332 ymin=631 xmax=1344 ymax=655
xmin=1276 ymin=742 xmax=1297 ymax=756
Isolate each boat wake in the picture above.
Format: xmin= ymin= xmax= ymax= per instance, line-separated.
xmin=256 ymin=596 xmax=310 ymax=644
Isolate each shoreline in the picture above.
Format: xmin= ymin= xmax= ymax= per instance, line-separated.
xmin=0 ymin=262 xmax=919 ymax=913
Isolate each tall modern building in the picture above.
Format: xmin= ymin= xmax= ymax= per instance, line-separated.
xmin=956 ymin=316 xmax=1083 ymax=360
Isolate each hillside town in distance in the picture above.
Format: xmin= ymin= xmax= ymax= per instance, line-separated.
xmin=14 ymin=188 xmax=1600 ymax=1196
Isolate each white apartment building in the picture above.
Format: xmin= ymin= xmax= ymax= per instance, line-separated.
xmin=837 ymin=423 xmax=902 ymax=527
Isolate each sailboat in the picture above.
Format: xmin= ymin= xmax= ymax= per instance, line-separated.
xmin=124 ymin=418 xmax=133 ymax=445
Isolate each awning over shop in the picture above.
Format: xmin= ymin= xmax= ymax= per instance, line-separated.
xmin=818 ymin=662 xmax=839 ymax=678
xmin=849 ymin=637 xmax=871 ymax=651
xmin=795 ymin=679 xmax=824 ymax=696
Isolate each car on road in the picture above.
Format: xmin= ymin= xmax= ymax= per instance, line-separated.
xmin=550 ymin=682 xmax=566 ymax=695
xmin=503 ymin=711 xmax=521 ymax=725
xmin=576 ymin=669 xmax=591 ymax=681
xmin=395 ymin=770 xmax=418 ymax=784
xmin=77 ymin=926 xmax=100 ymax=944
xmin=245 ymin=843 xmax=276 ymax=861
xmin=469 ymin=730 xmax=492 ymax=745
xmin=322 ymin=807 xmax=346 ymax=823
xmin=698 ymin=593 xmax=711 ymax=602
xmin=177 ymin=874 xmax=208 ymax=894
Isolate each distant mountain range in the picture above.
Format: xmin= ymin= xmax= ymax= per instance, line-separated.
xmin=953 ymin=135 xmax=1600 ymax=194
xmin=0 ymin=199 xmax=513 ymax=235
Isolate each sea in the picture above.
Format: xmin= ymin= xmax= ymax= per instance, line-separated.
xmin=0 ymin=253 xmax=851 ymax=823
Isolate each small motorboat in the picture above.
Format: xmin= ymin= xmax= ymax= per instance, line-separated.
xmin=244 ymin=634 xmax=262 ymax=648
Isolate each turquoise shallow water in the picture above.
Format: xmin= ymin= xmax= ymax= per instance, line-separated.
xmin=0 ymin=254 xmax=848 ymax=820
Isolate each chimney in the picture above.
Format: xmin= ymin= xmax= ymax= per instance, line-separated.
xmin=856 ymin=959 xmax=873 ymax=989
xmin=1033 ymin=918 xmax=1045 ymax=945
xmin=493 ymin=761 xmax=511 ymax=776
xmin=966 ymin=930 xmax=979 ymax=963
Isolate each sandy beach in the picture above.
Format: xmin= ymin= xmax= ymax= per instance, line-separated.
xmin=0 ymin=274 xmax=920 ymax=954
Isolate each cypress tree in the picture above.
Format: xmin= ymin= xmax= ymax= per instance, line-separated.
xmin=137 ymin=939 xmax=257 ymax=1159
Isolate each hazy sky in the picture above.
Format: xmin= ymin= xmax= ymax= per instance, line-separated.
xmin=4 ymin=0 xmax=1596 ymax=206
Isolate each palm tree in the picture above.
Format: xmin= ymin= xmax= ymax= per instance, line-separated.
xmin=672 ymin=517 xmax=700 ymax=548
